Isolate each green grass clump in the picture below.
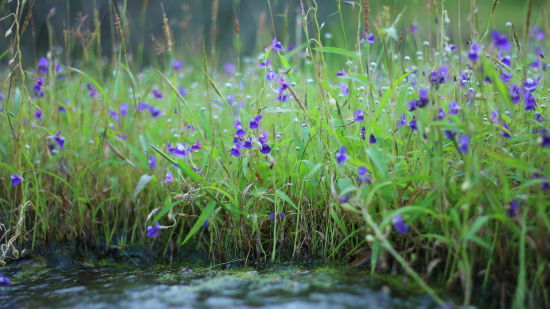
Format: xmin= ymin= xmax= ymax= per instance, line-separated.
xmin=1 ymin=0 xmax=549 ymax=307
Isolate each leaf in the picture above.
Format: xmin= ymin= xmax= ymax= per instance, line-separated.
xmin=464 ymin=215 xmax=490 ymax=243
xmin=275 ymin=189 xmax=298 ymax=211
xmin=150 ymin=144 xmax=207 ymax=185
xmin=315 ymin=46 xmax=360 ymax=60
xmin=133 ymin=174 xmax=154 ymax=200
xmin=181 ymin=201 xmax=216 ymax=245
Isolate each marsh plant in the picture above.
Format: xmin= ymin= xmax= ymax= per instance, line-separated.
xmin=0 ymin=0 xmax=549 ymax=308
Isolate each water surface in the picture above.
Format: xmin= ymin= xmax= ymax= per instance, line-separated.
xmin=1 ymin=264 xmax=444 ymax=308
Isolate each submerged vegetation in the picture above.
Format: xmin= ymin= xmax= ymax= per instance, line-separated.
xmin=0 ymin=0 xmax=549 ymax=307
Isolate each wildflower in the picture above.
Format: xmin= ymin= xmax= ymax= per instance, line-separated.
xmin=407 ymin=100 xmax=417 ymax=112
xmin=33 ymin=77 xmax=45 ymax=98
xmin=530 ymin=25 xmax=545 ymax=41
xmin=339 ymin=83 xmax=349 ymax=96
xmin=37 ymin=57 xmax=49 ymax=74
xmin=458 ymin=134 xmax=470 ymax=153
xmin=178 ymin=86 xmax=188 ymax=97
xmin=203 ymin=220 xmax=210 ymax=227
xmin=0 ymin=91 xmax=3 ymax=102
xmin=189 ymin=140 xmax=202 ymax=151
xmin=541 ymin=135 xmax=550 ymax=147
xmin=392 ymin=214 xmax=409 ymax=235
xmin=163 ymin=171 xmax=173 ymax=183
xmin=109 ymin=110 xmax=118 ymax=123
xmin=501 ymin=55 xmax=511 ymax=67
xmin=49 ymin=131 xmax=65 ymax=149
xmin=523 ymin=77 xmax=541 ymax=93
xmin=260 ymin=59 xmax=271 ymax=67
xmin=120 ymin=103 xmax=129 ymax=117
xmin=437 ymin=108 xmax=445 ymax=121
xmin=369 ymin=134 xmax=376 ymax=144
xmin=35 ymin=109 xmax=43 ymax=119
xmin=524 ymin=92 xmax=537 ymax=111
xmin=271 ymin=38 xmax=283 ymax=51
xmin=491 ymin=31 xmax=511 ymax=50
xmin=115 ymin=134 xmax=127 ymax=140
xmin=137 ymin=102 xmax=150 ymax=112
xmin=416 ymin=89 xmax=430 ymax=108
xmin=258 ymin=131 xmax=269 ymax=144
xmin=445 ymin=130 xmax=457 ymax=140
xmin=250 ymin=115 xmax=263 ymax=129
xmin=87 ymin=83 xmax=97 ymax=98
xmin=168 ymin=143 xmax=188 ymax=157
xmin=266 ymin=70 xmax=276 ymax=81
xmin=468 ymin=43 xmax=480 ymax=62
xmin=221 ymin=62 xmax=235 ymax=75
xmin=172 ymin=59 xmax=183 ymax=72
xmin=152 ymin=89 xmax=163 ymax=99
xmin=353 ymin=109 xmax=364 ymax=122
xmin=0 ymin=274 xmax=10 ymax=286
xmin=149 ymin=106 xmax=161 ymax=118
xmin=533 ymin=172 xmax=550 ymax=190
xmin=55 ymin=64 xmax=65 ymax=78
xmin=448 ymin=101 xmax=460 ymax=115
xmin=336 ymin=68 xmax=346 ymax=77
xmin=260 ymin=142 xmax=272 ymax=154
xmin=234 ymin=120 xmax=247 ymax=136
xmin=338 ymin=195 xmax=350 ymax=204
xmin=146 ymin=222 xmax=161 ymax=239
xmin=510 ymin=84 xmax=521 ymax=104
xmin=500 ymin=72 xmax=513 ymax=83
xmin=410 ymin=24 xmax=418 ymax=34
xmin=502 ymin=123 xmax=511 ymax=139
xmin=429 ymin=66 xmax=449 ymax=85
xmin=268 ymin=213 xmax=286 ymax=221
xmin=148 ymin=156 xmax=157 ymax=169
xmin=277 ymin=77 xmax=290 ymax=102
xmin=243 ymin=138 xmax=253 ymax=149
xmin=336 ymin=146 xmax=348 ymax=164
xmin=459 ymin=71 xmax=471 ymax=88
xmin=508 ymin=200 xmax=519 ymax=217
xmin=361 ymin=126 xmax=366 ymax=140
xmin=11 ymin=174 xmax=23 ymax=187
xmin=397 ymin=113 xmax=407 ymax=128
xmin=357 ymin=166 xmax=372 ymax=184
xmin=58 ymin=105 xmax=67 ymax=113
xmin=408 ymin=118 xmax=418 ymax=131
xmin=230 ymin=142 xmax=243 ymax=157
xmin=535 ymin=112 xmax=545 ymax=122
xmin=366 ymin=33 xmax=375 ymax=44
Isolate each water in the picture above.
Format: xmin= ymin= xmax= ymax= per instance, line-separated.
xmin=0 ymin=264 xmax=445 ymax=309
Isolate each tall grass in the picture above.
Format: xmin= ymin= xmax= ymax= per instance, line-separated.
xmin=1 ymin=0 xmax=549 ymax=307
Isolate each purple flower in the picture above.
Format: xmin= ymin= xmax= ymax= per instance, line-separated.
xmin=260 ymin=142 xmax=272 ymax=154
xmin=541 ymin=135 xmax=550 ymax=147
xmin=336 ymin=68 xmax=346 ymax=77
xmin=189 ymin=140 xmax=202 ymax=151
xmin=168 ymin=142 xmax=188 ymax=157
xmin=87 ymin=83 xmax=97 ymax=98
xmin=437 ymin=108 xmax=445 ymax=121
xmin=369 ymin=133 xmax=376 ymax=144
xmin=448 ymin=101 xmax=460 ymax=115
xmin=37 ymin=57 xmax=49 ymax=74
xmin=429 ymin=66 xmax=449 ymax=85
xmin=407 ymin=100 xmax=417 ymax=112
xmin=146 ymin=222 xmax=161 ymax=239
xmin=115 ymin=134 xmax=127 ymax=140
xmin=137 ymin=102 xmax=150 ymax=112
xmin=250 ymin=115 xmax=263 ymax=129
xmin=243 ymin=138 xmax=253 ymax=149
xmin=361 ymin=126 xmax=366 ymax=140
xmin=230 ymin=142 xmax=243 ymax=157
xmin=10 ymin=174 xmax=23 ymax=187
xmin=501 ymin=55 xmax=511 ymax=67
xmin=459 ymin=71 xmax=471 ymax=88
xmin=535 ymin=112 xmax=545 ymax=122
xmin=533 ymin=172 xmax=550 ymax=190
xmin=458 ymin=134 xmax=470 ymax=153
xmin=524 ymin=92 xmax=537 ymax=111
xmin=149 ymin=106 xmax=161 ymax=118
xmin=508 ymin=200 xmax=519 ymax=217
xmin=367 ymin=32 xmax=375 ymax=44
xmin=152 ymin=89 xmax=163 ymax=99
xmin=408 ymin=118 xmax=418 ymax=131
xmin=0 ymin=91 xmax=3 ymax=102
xmin=468 ymin=44 xmax=480 ymax=62
xmin=397 ymin=113 xmax=407 ymax=128
xmin=353 ymin=109 xmax=364 ymax=122
xmin=234 ymin=120 xmax=246 ymax=136
xmin=109 ymin=109 xmax=119 ymax=123
xmin=510 ymin=84 xmax=521 ymax=104
xmin=0 ymin=274 xmax=10 ymax=286
xmin=164 ymin=171 xmax=173 ymax=183
xmin=51 ymin=131 xmax=65 ymax=149
xmin=202 ymin=220 xmax=210 ymax=227
xmin=530 ymin=25 xmax=545 ymax=41
xmin=445 ymin=130 xmax=457 ymax=140
xmin=410 ymin=24 xmax=418 ymax=34
xmin=336 ymin=147 xmax=348 ymax=164
xmin=172 ymin=59 xmax=183 ymax=72
xmin=339 ymin=83 xmax=349 ymax=95
xmin=268 ymin=213 xmax=286 ymax=221
xmin=491 ymin=31 xmax=511 ymax=51
xmin=224 ymin=62 xmax=236 ymax=75
xmin=33 ymin=77 xmax=45 ymax=98
xmin=260 ymin=59 xmax=271 ymax=67
xmin=272 ymin=38 xmax=283 ymax=51
xmin=357 ymin=166 xmax=372 ymax=184
xmin=523 ymin=77 xmax=541 ymax=93
xmin=414 ymin=89 xmax=429 ymax=108
xmin=258 ymin=131 xmax=269 ymax=144
xmin=178 ymin=86 xmax=188 ymax=97
xmin=148 ymin=156 xmax=157 ymax=169
xmin=502 ymin=123 xmax=511 ymax=139
xmin=35 ymin=109 xmax=43 ymax=119
xmin=500 ymin=72 xmax=513 ymax=83
xmin=392 ymin=214 xmax=409 ymax=235
xmin=266 ymin=70 xmax=276 ymax=81
xmin=120 ymin=103 xmax=129 ymax=117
